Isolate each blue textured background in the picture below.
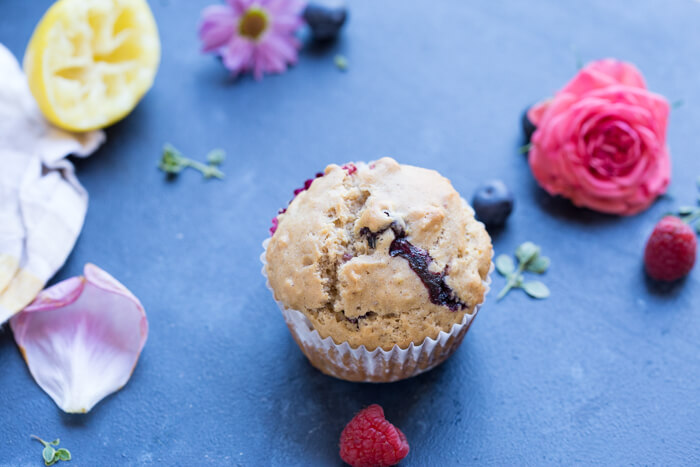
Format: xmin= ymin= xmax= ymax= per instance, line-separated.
xmin=2 ymin=0 xmax=700 ymax=465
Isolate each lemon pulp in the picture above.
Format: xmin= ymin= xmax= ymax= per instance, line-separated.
xmin=23 ymin=0 xmax=160 ymax=132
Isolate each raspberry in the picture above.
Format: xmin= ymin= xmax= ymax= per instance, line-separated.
xmin=339 ymin=404 xmax=409 ymax=467
xmin=269 ymin=209 xmax=286 ymax=236
xmin=342 ymin=163 xmax=357 ymax=175
xmin=644 ymin=216 xmax=697 ymax=281
xmin=293 ymin=172 xmax=324 ymax=196
xmin=269 ymin=217 xmax=279 ymax=235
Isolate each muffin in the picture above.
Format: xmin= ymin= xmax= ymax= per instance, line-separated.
xmin=263 ymin=157 xmax=492 ymax=382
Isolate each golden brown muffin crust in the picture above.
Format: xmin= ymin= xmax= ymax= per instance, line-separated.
xmin=265 ymin=157 xmax=492 ymax=351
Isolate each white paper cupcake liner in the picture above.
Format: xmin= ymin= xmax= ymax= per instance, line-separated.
xmin=261 ymin=237 xmax=493 ymax=383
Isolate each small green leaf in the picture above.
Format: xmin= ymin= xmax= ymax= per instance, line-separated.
xmin=50 ymin=439 xmax=60 ymax=446
xmin=159 ymin=144 xmax=225 ymax=179
xmin=159 ymin=161 xmax=183 ymax=174
xmin=496 ymin=241 xmax=550 ymax=304
xmin=159 ymin=144 xmax=186 ymax=175
xmin=678 ymin=206 xmax=696 ymax=216
xmin=43 ymin=446 xmax=56 ymax=464
xmin=522 ymin=281 xmax=550 ymax=299
xmin=56 ymin=448 xmax=71 ymax=461
xmin=496 ymin=281 xmax=514 ymax=301
xmin=516 ymin=242 xmax=540 ymax=264
xmin=31 ymin=436 xmax=49 ymax=448
xmin=527 ymin=256 xmax=550 ymax=274
xmin=518 ymin=143 xmax=532 ymax=155
xmin=334 ymin=54 xmax=348 ymax=71
xmin=495 ymin=254 xmax=515 ymax=276
xmin=206 ymin=149 xmax=225 ymax=165
xmin=202 ymin=165 xmax=225 ymax=179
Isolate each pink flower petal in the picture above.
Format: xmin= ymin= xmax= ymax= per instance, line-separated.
xmin=266 ymin=0 xmax=306 ymax=16
xmin=199 ymin=5 xmax=237 ymax=52
xmin=202 ymin=0 xmax=305 ymax=79
xmin=527 ymin=99 xmax=551 ymax=127
xmin=229 ymin=0 xmax=255 ymax=15
xmin=23 ymin=277 xmax=85 ymax=313
xmin=222 ymin=35 xmax=255 ymax=74
xmin=263 ymin=34 xmax=299 ymax=64
xmin=587 ymin=59 xmax=646 ymax=89
xmin=528 ymin=59 xmax=670 ymax=216
xmin=559 ymin=59 xmax=646 ymax=98
xmin=10 ymin=264 xmax=147 ymax=413
xmin=257 ymin=42 xmax=288 ymax=74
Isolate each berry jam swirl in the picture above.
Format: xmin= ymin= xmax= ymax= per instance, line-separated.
xmin=361 ymin=222 xmax=467 ymax=311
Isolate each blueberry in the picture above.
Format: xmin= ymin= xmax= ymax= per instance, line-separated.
xmin=522 ymin=107 xmax=537 ymax=144
xmin=303 ymin=1 xmax=348 ymax=41
xmin=472 ymin=180 xmax=514 ymax=227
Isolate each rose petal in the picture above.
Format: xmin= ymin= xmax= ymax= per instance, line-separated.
xmin=22 ymin=276 xmax=85 ymax=313
xmin=528 ymin=59 xmax=670 ymax=216
xmin=527 ymin=99 xmax=551 ymax=127
xmin=560 ymin=59 xmax=647 ymax=98
xmin=587 ymin=59 xmax=647 ymax=89
xmin=10 ymin=264 xmax=147 ymax=413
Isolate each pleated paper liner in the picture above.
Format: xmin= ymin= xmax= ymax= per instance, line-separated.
xmin=262 ymin=237 xmax=492 ymax=382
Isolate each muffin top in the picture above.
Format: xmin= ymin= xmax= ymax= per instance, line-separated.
xmin=265 ymin=157 xmax=492 ymax=351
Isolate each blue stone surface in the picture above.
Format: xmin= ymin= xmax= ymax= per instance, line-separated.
xmin=1 ymin=0 xmax=699 ymax=465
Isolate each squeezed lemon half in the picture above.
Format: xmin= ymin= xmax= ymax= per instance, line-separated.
xmin=23 ymin=0 xmax=161 ymax=132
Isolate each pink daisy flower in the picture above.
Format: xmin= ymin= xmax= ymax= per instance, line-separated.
xmin=199 ymin=0 xmax=306 ymax=80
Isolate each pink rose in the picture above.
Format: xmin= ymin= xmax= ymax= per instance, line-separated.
xmin=527 ymin=59 xmax=671 ymax=215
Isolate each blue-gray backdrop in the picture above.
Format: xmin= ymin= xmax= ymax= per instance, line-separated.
xmin=1 ymin=0 xmax=699 ymax=465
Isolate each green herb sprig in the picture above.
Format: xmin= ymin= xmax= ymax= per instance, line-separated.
xmin=495 ymin=242 xmax=551 ymax=301
xmin=31 ymin=436 xmax=71 ymax=466
xmin=518 ymin=143 xmax=532 ymax=154
xmin=665 ymin=177 xmax=700 ymax=234
xmin=159 ymin=144 xmax=225 ymax=179
xmin=334 ymin=54 xmax=348 ymax=71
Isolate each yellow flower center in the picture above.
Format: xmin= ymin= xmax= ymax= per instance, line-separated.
xmin=238 ymin=8 xmax=268 ymax=40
